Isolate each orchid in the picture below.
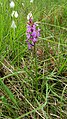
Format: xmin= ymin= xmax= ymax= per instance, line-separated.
xmin=26 ymin=14 xmax=40 ymax=49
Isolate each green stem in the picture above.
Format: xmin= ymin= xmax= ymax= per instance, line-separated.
xmin=34 ymin=44 xmax=38 ymax=90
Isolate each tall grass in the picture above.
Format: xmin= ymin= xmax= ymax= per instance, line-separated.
xmin=0 ymin=0 xmax=67 ymax=119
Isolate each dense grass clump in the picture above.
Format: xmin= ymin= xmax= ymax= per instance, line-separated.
xmin=0 ymin=0 xmax=67 ymax=119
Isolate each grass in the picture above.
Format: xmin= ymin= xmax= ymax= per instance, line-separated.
xmin=0 ymin=0 xmax=67 ymax=119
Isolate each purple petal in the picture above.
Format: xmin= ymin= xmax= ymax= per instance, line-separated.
xmin=28 ymin=42 xmax=32 ymax=49
xmin=32 ymin=31 xmax=37 ymax=37
xmin=33 ymin=38 xmax=37 ymax=43
xmin=26 ymin=33 xmax=30 ymax=39
xmin=27 ymin=25 xmax=31 ymax=32
xmin=32 ymin=24 xmax=36 ymax=30
xmin=37 ymin=28 xmax=40 ymax=37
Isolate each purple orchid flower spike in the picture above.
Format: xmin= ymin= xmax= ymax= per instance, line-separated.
xmin=26 ymin=12 xmax=40 ymax=49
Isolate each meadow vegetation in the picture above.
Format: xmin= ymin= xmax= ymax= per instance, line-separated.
xmin=0 ymin=0 xmax=67 ymax=119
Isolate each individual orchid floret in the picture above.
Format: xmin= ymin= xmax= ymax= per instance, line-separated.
xmin=11 ymin=20 xmax=17 ymax=29
xmin=10 ymin=1 xmax=15 ymax=8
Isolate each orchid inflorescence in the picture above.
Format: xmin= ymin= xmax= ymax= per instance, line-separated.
xmin=26 ymin=12 xmax=40 ymax=49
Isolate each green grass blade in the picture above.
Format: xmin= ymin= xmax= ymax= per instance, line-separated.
xmin=0 ymin=80 xmax=18 ymax=106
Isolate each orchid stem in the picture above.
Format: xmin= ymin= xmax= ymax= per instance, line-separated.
xmin=34 ymin=44 xmax=38 ymax=90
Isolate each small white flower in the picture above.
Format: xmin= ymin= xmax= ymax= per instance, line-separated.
xmin=30 ymin=0 xmax=34 ymax=3
xmin=22 ymin=3 xmax=24 ymax=7
xmin=10 ymin=1 xmax=15 ymax=8
xmin=14 ymin=11 xmax=18 ymax=18
xmin=11 ymin=11 xmax=15 ymax=17
xmin=27 ymin=12 xmax=33 ymax=20
xmin=11 ymin=11 xmax=18 ymax=18
xmin=11 ymin=20 xmax=16 ymax=29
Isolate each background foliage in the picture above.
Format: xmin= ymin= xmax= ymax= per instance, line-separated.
xmin=0 ymin=0 xmax=67 ymax=119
